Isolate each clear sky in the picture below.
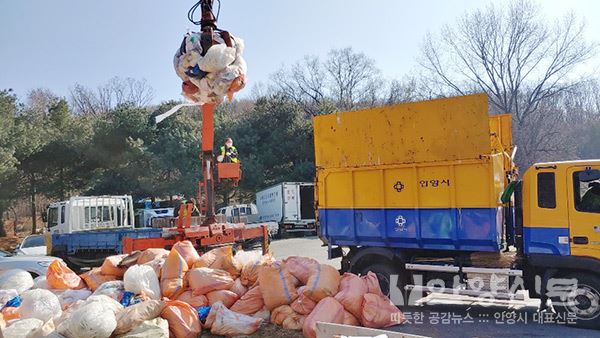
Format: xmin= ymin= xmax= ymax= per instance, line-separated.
xmin=1 ymin=0 xmax=598 ymax=104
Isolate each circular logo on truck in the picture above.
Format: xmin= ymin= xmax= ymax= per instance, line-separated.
xmin=394 ymin=215 xmax=407 ymax=232
xmin=393 ymin=181 xmax=405 ymax=192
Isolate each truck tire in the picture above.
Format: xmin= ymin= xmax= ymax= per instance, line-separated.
xmin=551 ymin=272 xmax=600 ymax=329
xmin=361 ymin=262 xmax=409 ymax=306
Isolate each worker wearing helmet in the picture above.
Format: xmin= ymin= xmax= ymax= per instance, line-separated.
xmin=581 ymin=181 xmax=600 ymax=212
xmin=217 ymin=138 xmax=239 ymax=163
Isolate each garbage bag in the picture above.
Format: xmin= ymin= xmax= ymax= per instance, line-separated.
xmin=80 ymin=268 xmax=118 ymax=291
xmin=282 ymin=312 xmax=305 ymax=331
xmin=115 ymin=317 xmax=169 ymax=338
xmin=19 ymin=289 xmax=62 ymax=322
xmin=193 ymin=246 xmax=241 ymax=278
xmin=361 ymin=271 xmax=384 ymax=296
xmin=47 ymin=261 xmax=85 ymax=290
xmin=0 ymin=289 xmax=19 ymax=306
xmin=235 ymin=251 xmax=273 ymax=287
xmin=206 ymin=290 xmax=239 ymax=308
xmin=124 ymin=265 xmax=161 ymax=300
xmin=160 ymin=249 xmax=188 ymax=299
xmin=303 ymin=264 xmax=340 ymax=302
xmin=33 ymin=276 xmax=50 ymax=290
xmin=198 ymin=44 xmax=236 ymax=73
xmin=290 ymin=286 xmax=317 ymax=315
xmin=142 ymin=258 xmax=165 ymax=279
xmin=0 ymin=269 xmax=34 ymax=293
xmin=230 ymin=286 xmax=264 ymax=315
xmin=114 ymin=300 xmax=165 ymax=335
xmin=270 ymin=305 xmax=295 ymax=326
xmin=334 ymin=272 xmax=367 ymax=318
xmin=252 ymin=306 xmax=270 ymax=322
xmin=172 ymin=241 xmax=200 ymax=267
xmin=229 ymin=278 xmax=247 ymax=298
xmin=160 ymin=300 xmax=201 ymax=338
xmin=343 ymin=310 xmax=360 ymax=326
xmin=101 ymin=255 xmax=127 ymax=277
xmin=360 ymin=293 xmax=405 ymax=328
xmin=188 ymin=267 xmax=233 ymax=295
xmin=92 ymin=281 xmax=124 ymax=301
xmin=176 ymin=291 xmax=208 ymax=308
xmin=118 ymin=251 xmax=142 ymax=269
xmin=283 ymin=256 xmax=319 ymax=285
xmin=257 ymin=261 xmax=298 ymax=310
xmin=2 ymin=306 xmax=20 ymax=320
xmin=26 ymin=318 xmax=64 ymax=338
xmin=57 ymin=289 xmax=92 ymax=310
xmin=57 ymin=300 xmax=118 ymax=338
xmin=3 ymin=318 xmax=44 ymax=338
xmin=205 ymin=301 xmax=262 ymax=336
xmin=137 ymin=248 xmax=169 ymax=265
xmin=302 ymin=297 xmax=345 ymax=338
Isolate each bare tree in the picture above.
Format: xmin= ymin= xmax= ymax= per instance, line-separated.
xmin=70 ymin=77 xmax=154 ymax=116
xmin=419 ymin=0 xmax=596 ymax=167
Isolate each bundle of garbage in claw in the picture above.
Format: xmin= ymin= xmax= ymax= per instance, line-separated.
xmin=173 ymin=30 xmax=246 ymax=105
xmin=0 ymin=241 xmax=405 ymax=338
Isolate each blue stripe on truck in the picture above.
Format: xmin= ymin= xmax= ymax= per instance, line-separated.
xmin=319 ymin=207 xmax=502 ymax=252
xmin=523 ymin=226 xmax=570 ymax=256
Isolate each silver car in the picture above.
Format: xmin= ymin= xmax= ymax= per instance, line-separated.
xmin=0 ymin=250 xmax=60 ymax=278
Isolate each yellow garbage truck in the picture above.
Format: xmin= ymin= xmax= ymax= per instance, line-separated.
xmin=314 ymin=93 xmax=600 ymax=329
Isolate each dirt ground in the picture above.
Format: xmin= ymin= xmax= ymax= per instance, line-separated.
xmin=204 ymin=324 xmax=304 ymax=338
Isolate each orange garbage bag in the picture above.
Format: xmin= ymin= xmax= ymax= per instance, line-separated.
xmin=161 ymin=300 xmax=202 ymax=338
xmin=302 ymin=297 xmax=345 ymax=338
xmin=229 ymin=278 xmax=247 ymax=297
xmin=193 ymin=246 xmax=241 ymax=278
xmin=230 ymin=286 xmax=264 ymax=315
xmin=282 ymin=312 xmax=305 ymax=331
xmin=343 ymin=310 xmax=360 ymax=326
xmin=290 ymin=286 xmax=317 ymax=315
xmin=303 ymin=264 xmax=340 ymax=302
xmin=161 ymin=248 xmax=189 ymax=299
xmin=282 ymin=256 xmax=319 ymax=285
xmin=1 ymin=307 xmax=20 ymax=321
xmin=271 ymin=305 xmax=296 ymax=326
xmin=206 ymin=290 xmax=239 ymax=308
xmin=80 ymin=268 xmax=118 ymax=291
xmin=188 ymin=267 xmax=234 ymax=295
xmin=205 ymin=301 xmax=263 ymax=336
xmin=240 ymin=254 xmax=274 ymax=287
xmin=47 ymin=260 xmax=85 ymax=290
xmin=361 ymin=271 xmax=384 ymax=296
xmin=138 ymin=248 xmax=169 ymax=265
xmin=173 ymin=241 xmax=200 ymax=267
xmin=334 ymin=272 xmax=367 ymax=318
xmin=258 ymin=262 xmax=298 ymax=310
xmin=360 ymin=293 xmax=405 ymax=328
xmin=177 ymin=290 xmax=208 ymax=308
xmin=100 ymin=255 xmax=126 ymax=277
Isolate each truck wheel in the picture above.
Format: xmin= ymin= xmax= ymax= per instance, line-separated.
xmin=361 ymin=262 xmax=408 ymax=305
xmin=277 ymin=226 xmax=288 ymax=239
xmin=551 ymin=272 xmax=600 ymax=329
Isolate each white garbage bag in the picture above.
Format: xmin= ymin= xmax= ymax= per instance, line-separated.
xmin=92 ymin=280 xmax=124 ymax=300
xmin=0 ymin=289 xmax=19 ymax=305
xmin=123 ymin=265 xmax=160 ymax=300
xmin=20 ymin=289 xmax=63 ymax=322
xmin=25 ymin=318 xmax=65 ymax=338
xmin=58 ymin=289 xmax=92 ymax=309
xmin=57 ymin=301 xmax=117 ymax=338
xmin=198 ymin=44 xmax=236 ymax=73
xmin=115 ymin=318 xmax=169 ymax=338
xmin=33 ymin=276 xmax=50 ymax=289
xmin=0 ymin=269 xmax=34 ymax=293
xmin=3 ymin=318 xmax=44 ymax=338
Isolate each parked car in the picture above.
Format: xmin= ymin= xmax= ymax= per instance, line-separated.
xmin=15 ymin=234 xmax=47 ymax=256
xmin=0 ymin=250 xmax=60 ymax=278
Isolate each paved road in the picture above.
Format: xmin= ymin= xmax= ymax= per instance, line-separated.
xmin=269 ymin=236 xmax=600 ymax=338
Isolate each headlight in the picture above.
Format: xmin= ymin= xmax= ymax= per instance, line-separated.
xmin=37 ymin=261 xmax=51 ymax=267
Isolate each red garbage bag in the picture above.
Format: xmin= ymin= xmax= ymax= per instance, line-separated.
xmin=161 ymin=300 xmax=202 ymax=338
xmin=173 ymin=241 xmax=200 ymax=267
xmin=303 ymin=264 xmax=340 ymax=302
xmin=334 ymin=272 xmax=367 ymax=318
xmin=360 ymin=293 xmax=406 ymax=328
xmin=282 ymin=256 xmax=319 ymax=285
xmin=230 ymin=286 xmax=264 ymax=315
xmin=302 ymin=297 xmax=345 ymax=338
xmin=290 ymin=286 xmax=316 ymax=315
xmin=258 ymin=262 xmax=298 ymax=310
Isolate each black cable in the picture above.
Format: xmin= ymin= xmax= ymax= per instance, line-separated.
xmin=187 ymin=0 xmax=221 ymax=26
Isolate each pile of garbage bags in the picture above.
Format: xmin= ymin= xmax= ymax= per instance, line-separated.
xmin=0 ymin=241 xmax=405 ymax=338
xmin=173 ymin=31 xmax=247 ymax=105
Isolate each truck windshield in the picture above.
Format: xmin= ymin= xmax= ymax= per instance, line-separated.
xmin=48 ymin=207 xmax=59 ymax=228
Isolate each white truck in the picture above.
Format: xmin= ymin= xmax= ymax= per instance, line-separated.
xmin=256 ymin=182 xmax=316 ymax=236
